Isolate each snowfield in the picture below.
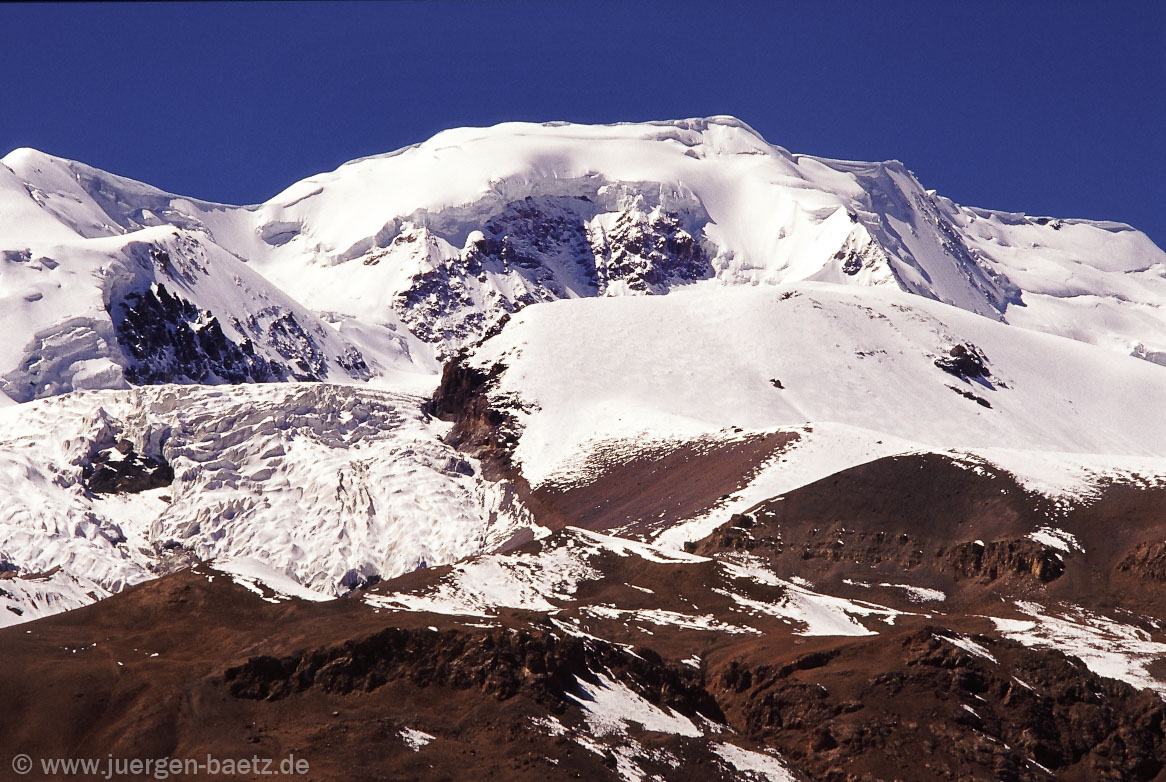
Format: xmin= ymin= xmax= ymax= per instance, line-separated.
xmin=465 ymin=283 xmax=1166 ymax=489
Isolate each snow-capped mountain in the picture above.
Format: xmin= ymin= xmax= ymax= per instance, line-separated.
xmin=239 ymin=117 xmax=1165 ymax=366
xmin=4 ymin=117 xmax=1165 ymax=405
xmin=2 ymin=114 xmax=1164 ymax=613
xmin=2 ymin=118 xmax=1165 ymax=782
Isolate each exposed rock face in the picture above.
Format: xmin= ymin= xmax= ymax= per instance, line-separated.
xmin=109 ymin=237 xmax=368 ymax=387
xmin=263 ymin=311 xmax=329 ymax=378
xmin=0 ymin=232 xmax=374 ymax=401
xmin=81 ymin=439 xmax=173 ymax=495
xmin=948 ymin=383 xmax=993 ymax=408
xmin=112 ymin=274 xmax=373 ymax=386
xmin=935 ymin=343 xmax=990 ymax=379
xmin=944 ymin=538 xmax=1065 ymax=583
xmin=106 ymin=237 xmax=373 ymax=390
xmin=225 ymin=626 xmax=588 ymax=703
xmin=701 ymin=523 xmax=1066 ymax=584
xmin=1117 ymin=541 xmax=1166 ymax=582
xmin=225 ymin=625 xmax=723 ymax=725
xmin=429 ymin=355 xmax=518 ymax=474
xmin=115 ymin=282 xmax=290 ymax=384
xmin=589 ymin=204 xmax=708 ymax=293
xmin=831 ymin=222 xmax=893 ymax=279
xmin=391 ymin=193 xmax=713 ymax=358
xmin=713 ymin=629 xmax=1166 ymax=782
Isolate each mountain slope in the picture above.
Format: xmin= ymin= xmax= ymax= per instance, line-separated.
xmin=0 ymin=220 xmax=379 ymax=403
xmin=0 ymin=150 xmax=395 ymax=402
xmin=2 ymin=519 xmax=1163 ymax=782
xmin=7 ymin=279 xmax=1164 ymax=633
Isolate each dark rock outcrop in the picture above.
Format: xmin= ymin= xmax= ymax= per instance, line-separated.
xmin=82 ymin=440 xmax=174 ymax=495
xmin=1117 ymin=540 xmax=1166 ymax=582
xmin=429 ymin=354 xmax=517 ymax=471
xmin=935 ymin=343 xmax=991 ymax=379
xmin=394 ymin=195 xmax=712 ymax=357
xmin=225 ymin=626 xmax=724 ymax=726
xmin=949 ymin=383 xmax=993 ymax=407
xmin=945 ymin=538 xmax=1065 ymax=583
xmin=115 ymin=283 xmax=292 ymax=385
xmin=713 ymin=629 xmax=1166 ymax=782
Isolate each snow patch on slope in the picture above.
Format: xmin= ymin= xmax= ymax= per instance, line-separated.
xmin=365 ymin=527 xmax=706 ymax=618
xmin=568 ymin=670 xmax=703 ymax=737
xmin=990 ymin=602 xmax=1166 ymax=696
xmin=716 ymin=554 xmax=913 ymax=636
xmin=711 ymin=742 xmax=799 ymax=782
xmin=211 ymin=558 xmax=333 ymax=603
xmin=0 ymin=570 xmax=108 ymax=629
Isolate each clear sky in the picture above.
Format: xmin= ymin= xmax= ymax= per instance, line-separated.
xmin=3 ymin=1 xmax=1163 ymax=246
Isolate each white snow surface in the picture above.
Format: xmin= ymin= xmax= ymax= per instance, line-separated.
xmin=568 ymin=670 xmax=703 ymax=737
xmin=942 ymin=634 xmax=999 ymax=665
xmin=398 ymin=728 xmax=435 ymax=752
xmin=211 ymin=557 xmax=333 ymax=603
xmin=364 ymin=540 xmax=596 ymax=618
xmin=711 ymin=743 xmax=799 ymax=782
xmin=582 ymin=605 xmax=760 ymax=636
xmin=1026 ymin=527 xmax=1084 ymax=553
xmin=364 ymin=527 xmax=685 ymax=617
xmin=716 ymin=554 xmax=914 ymax=635
xmin=0 ymin=570 xmax=108 ymax=629
xmin=715 ymin=584 xmax=904 ymax=638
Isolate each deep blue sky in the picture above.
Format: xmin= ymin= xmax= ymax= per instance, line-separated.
xmin=3 ymin=2 xmax=1164 ymax=246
